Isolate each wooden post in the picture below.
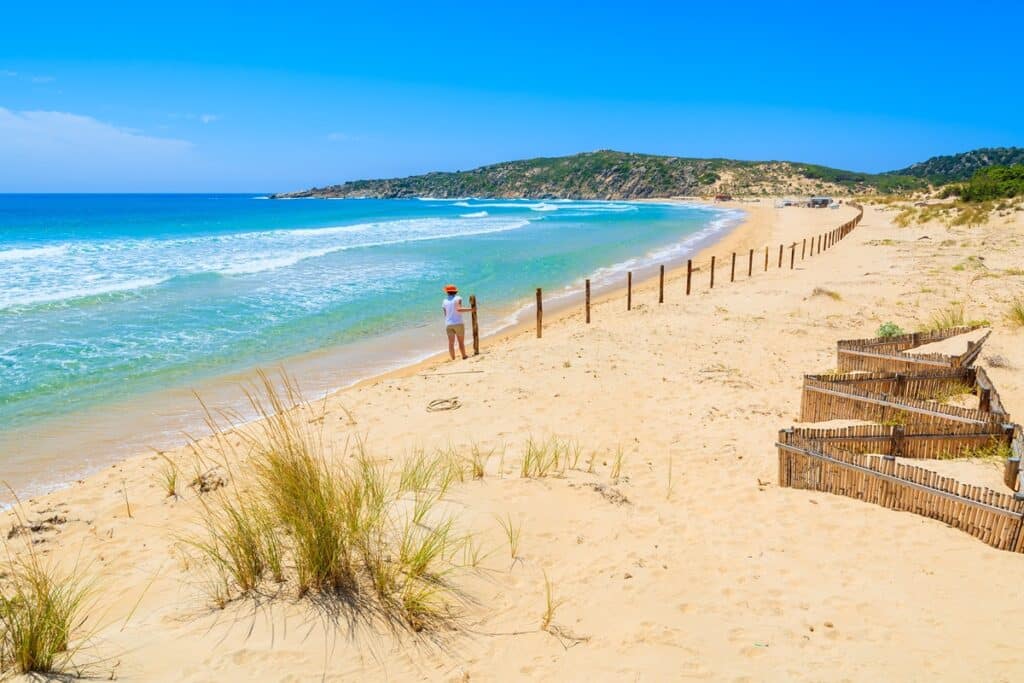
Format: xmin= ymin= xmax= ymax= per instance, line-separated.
xmin=801 ymin=238 xmax=806 ymax=259
xmin=585 ymin=279 xmax=591 ymax=324
xmin=469 ymin=294 xmax=480 ymax=356
xmin=686 ymin=259 xmax=692 ymax=295
xmin=730 ymin=252 xmax=736 ymax=282
xmin=748 ymin=248 xmax=753 ymax=277
xmin=536 ymin=288 xmax=542 ymax=338
xmin=658 ymin=265 xmax=664 ymax=304
xmin=979 ymin=388 xmax=991 ymax=413
xmin=777 ymin=244 xmax=783 ymax=268
xmin=764 ymin=246 xmax=769 ymax=271
xmin=627 ymin=271 xmax=632 ymax=310
xmin=710 ymin=256 xmax=715 ymax=289
xmin=790 ymin=243 xmax=795 ymax=269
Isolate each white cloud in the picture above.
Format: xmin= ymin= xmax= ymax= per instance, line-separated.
xmin=30 ymin=75 xmax=55 ymax=84
xmin=199 ymin=113 xmax=219 ymax=124
xmin=0 ymin=107 xmax=196 ymax=191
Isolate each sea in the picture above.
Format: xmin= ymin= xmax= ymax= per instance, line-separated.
xmin=0 ymin=194 xmax=744 ymax=500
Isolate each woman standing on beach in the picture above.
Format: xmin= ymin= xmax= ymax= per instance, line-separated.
xmin=442 ymin=284 xmax=472 ymax=360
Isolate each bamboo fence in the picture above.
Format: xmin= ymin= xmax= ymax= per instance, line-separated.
xmin=779 ymin=327 xmax=1024 ymax=553
xmin=836 ymin=326 xmax=988 ymax=373
xmin=532 ymin=202 xmax=865 ymax=336
xmin=777 ymin=430 xmax=1024 ymax=552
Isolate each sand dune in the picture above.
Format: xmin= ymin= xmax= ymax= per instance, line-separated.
xmin=4 ymin=200 xmax=1024 ymax=681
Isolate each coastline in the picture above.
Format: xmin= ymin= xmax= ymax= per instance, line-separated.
xmin=0 ymin=198 xmax=751 ymax=504
xmin=7 ymin=200 xmax=1024 ymax=680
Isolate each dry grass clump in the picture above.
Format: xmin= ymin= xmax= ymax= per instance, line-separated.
xmin=1008 ymin=297 xmax=1024 ymax=328
xmin=0 ymin=550 xmax=92 ymax=676
xmin=186 ymin=372 xmax=462 ymax=631
xmin=958 ymin=438 xmax=1013 ymax=462
xmin=496 ymin=514 xmax=521 ymax=567
xmin=921 ymin=303 xmax=965 ymax=332
xmin=811 ymin=287 xmax=842 ymax=301
xmin=156 ymin=454 xmax=179 ymax=498
xmin=921 ymin=381 xmax=975 ymax=404
xmin=539 ymin=570 xmax=563 ymax=631
xmin=520 ymin=436 xmax=580 ymax=478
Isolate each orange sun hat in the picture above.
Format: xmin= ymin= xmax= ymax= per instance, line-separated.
xmin=444 ymin=284 xmax=458 ymax=293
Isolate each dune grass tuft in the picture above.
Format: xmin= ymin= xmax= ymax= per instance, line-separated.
xmin=496 ymin=514 xmax=521 ymax=567
xmin=0 ymin=552 xmax=91 ymax=676
xmin=186 ymin=371 xmax=462 ymax=630
xmin=811 ymin=287 xmax=842 ymax=301
xmin=921 ymin=303 xmax=965 ymax=332
xmin=1008 ymin=297 xmax=1024 ymax=328
xmin=540 ymin=570 xmax=563 ymax=632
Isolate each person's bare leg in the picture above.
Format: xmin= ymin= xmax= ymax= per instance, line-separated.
xmin=448 ymin=331 xmax=456 ymax=360
xmin=457 ymin=332 xmax=467 ymax=359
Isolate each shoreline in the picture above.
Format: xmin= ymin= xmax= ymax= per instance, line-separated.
xmin=11 ymin=200 xmax=1021 ymax=681
xmin=0 ymin=198 xmax=753 ymax=504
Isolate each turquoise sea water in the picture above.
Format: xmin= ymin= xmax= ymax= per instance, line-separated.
xmin=0 ymin=195 xmax=741 ymax=492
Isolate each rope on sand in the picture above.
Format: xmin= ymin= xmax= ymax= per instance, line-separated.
xmin=426 ymin=397 xmax=461 ymax=412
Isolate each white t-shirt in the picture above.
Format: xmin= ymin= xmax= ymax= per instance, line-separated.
xmin=443 ymin=295 xmax=463 ymax=325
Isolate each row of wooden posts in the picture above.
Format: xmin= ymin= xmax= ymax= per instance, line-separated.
xmin=531 ymin=204 xmax=863 ymax=337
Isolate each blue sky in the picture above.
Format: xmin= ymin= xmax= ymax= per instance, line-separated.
xmin=1 ymin=1 xmax=1022 ymax=192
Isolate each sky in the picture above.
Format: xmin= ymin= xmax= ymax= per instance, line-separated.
xmin=1 ymin=1 xmax=1022 ymax=192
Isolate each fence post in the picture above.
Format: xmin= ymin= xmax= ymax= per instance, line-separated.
xmin=658 ymin=265 xmax=664 ymax=304
xmin=469 ymin=294 xmax=480 ymax=356
xmin=710 ymin=256 xmax=715 ymax=289
xmin=748 ymin=248 xmax=753 ymax=277
xmin=778 ymin=244 xmax=783 ymax=268
xmin=979 ymin=388 xmax=991 ymax=413
xmin=790 ymin=243 xmax=795 ymax=269
xmin=730 ymin=252 xmax=736 ymax=282
xmin=536 ymin=287 xmax=543 ymax=338
xmin=686 ymin=259 xmax=692 ymax=295
xmin=585 ymin=278 xmax=591 ymax=324
xmin=801 ymin=238 xmax=806 ymax=259
xmin=627 ymin=271 xmax=632 ymax=310
xmin=764 ymin=246 xmax=769 ymax=271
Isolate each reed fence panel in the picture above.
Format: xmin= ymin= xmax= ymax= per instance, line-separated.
xmin=778 ymin=432 xmax=1024 ymax=553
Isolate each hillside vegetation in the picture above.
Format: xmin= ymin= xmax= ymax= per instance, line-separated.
xmin=275 ymin=147 xmax=1024 ymax=200
xmin=945 ymin=164 xmax=1024 ymax=202
xmin=888 ymin=147 xmax=1024 ymax=183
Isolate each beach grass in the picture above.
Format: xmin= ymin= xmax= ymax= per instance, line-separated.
xmin=812 ymin=287 xmax=842 ymax=301
xmin=540 ymin=570 xmax=562 ymax=632
xmin=1008 ymin=297 xmax=1024 ymax=328
xmin=185 ymin=371 xmax=462 ymax=630
xmin=496 ymin=514 xmax=522 ymax=567
xmin=922 ymin=303 xmax=965 ymax=332
xmin=0 ymin=551 xmax=91 ymax=676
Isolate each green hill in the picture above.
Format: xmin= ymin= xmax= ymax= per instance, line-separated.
xmin=886 ymin=147 xmax=1024 ymax=183
xmin=272 ymin=149 xmax=1012 ymax=200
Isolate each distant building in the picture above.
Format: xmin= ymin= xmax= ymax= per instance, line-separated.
xmin=809 ymin=196 xmax=832 ymax=208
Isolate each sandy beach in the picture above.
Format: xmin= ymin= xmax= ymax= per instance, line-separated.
xmin=5 ymin=198 xmax=1024 ymax=681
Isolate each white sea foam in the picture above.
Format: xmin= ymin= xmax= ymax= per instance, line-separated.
xmin=459 ymin=211 xmax=489 ymax=218
xmin=0 ymin=277 xmax=168 ymax=309
xmin=0 ymin=245 xmax=69 ymax=261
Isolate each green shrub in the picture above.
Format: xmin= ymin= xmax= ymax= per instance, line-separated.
xmin=876 ymin=322 xmax=905 ymax=338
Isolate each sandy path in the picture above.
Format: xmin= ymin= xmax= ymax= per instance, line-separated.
xmin=5 ymin=201 xmax=1024 ymax=682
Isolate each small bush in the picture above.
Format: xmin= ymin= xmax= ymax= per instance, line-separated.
xmin=876 ymin=322 xmax=905 ymax=338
